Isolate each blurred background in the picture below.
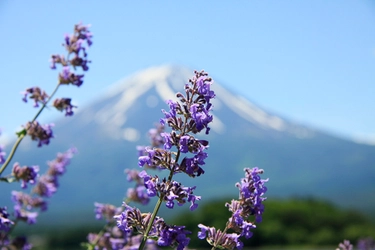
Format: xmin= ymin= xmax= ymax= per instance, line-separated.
xmin=1 ymin=1 xmax=375 ymax=249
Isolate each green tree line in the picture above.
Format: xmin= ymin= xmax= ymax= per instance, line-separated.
xmin=172 ymin=197 xmax=375 ymax=248
xmin=14 ymin=197 xmax=375 ymax=249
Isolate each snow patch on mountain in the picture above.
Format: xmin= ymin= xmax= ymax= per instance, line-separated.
xmin=92 ymin=64 xmax=316 ymax=139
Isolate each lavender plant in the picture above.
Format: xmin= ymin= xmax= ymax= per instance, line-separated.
xmin=85 ymin=71 xmax=269 ymax=250
xmin=0 ymin=22 xmax=92 ymax=249
xmin=198 ymin=167 xmax=268 ymax=249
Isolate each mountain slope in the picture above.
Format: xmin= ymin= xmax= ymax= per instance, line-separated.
xmin=1 ymin=65 xmax=374 ymax=224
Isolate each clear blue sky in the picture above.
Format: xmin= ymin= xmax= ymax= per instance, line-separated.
xmin=0 ymin=1 xmax=374 ymax=145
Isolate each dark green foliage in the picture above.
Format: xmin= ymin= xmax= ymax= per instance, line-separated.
xmin=11 ymin=197 xmax=375 ymax=249
xmin=172 ymin=197 xmax=375 ymax=248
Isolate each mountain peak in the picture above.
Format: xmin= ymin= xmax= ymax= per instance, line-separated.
xmin=86 ymin=64 xmax=316 ymax=139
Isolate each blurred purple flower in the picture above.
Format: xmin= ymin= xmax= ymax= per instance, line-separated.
xmin=12 ymin=163 xmax=39 ymax=189
xmin=115 ymin=203 xmax=190 ymax=249
xmin=32 ymin=175 xmax=57 ymax=197
xmin=13 ymin=204 xmax=38 ymax=224
xmin=337 ymin=240 xmax=353 ymax=250
xmin=0 ymin=207 xmax=14 ymax=232
xmin=21 ymin=87 xmax=49 ymax=108
xmin=0 ymin=145 xmax=6 ymax=164
xmin=94 ymin=203 xmax=121 ymax=222
xmin=53 ymin=98 xmax=77 ymax=116
xmin=126 ymin=186 xmax=150 ymax=205
xmin=24 ymin=121 xmax=54 ymax=147
xmin=46 ymin=147 xmax=77 ymax=177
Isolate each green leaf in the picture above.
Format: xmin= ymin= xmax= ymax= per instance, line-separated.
xmin=0 ymin=176 xmax=17 ymax=183
xmin=16 ymin=128 xmax=27 ymax=138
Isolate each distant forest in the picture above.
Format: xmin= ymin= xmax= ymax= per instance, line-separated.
xmin=13 ymin=197 xmax=375 ymax=249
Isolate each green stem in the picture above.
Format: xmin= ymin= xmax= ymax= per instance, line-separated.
xmin=89 ymin=225 xmax=106 ymax=249
xmin=138 ymin=138 xmax=183 ymax=250
xmin=139 ymin=196 xmax=164 ymax=249
xmin=0 ymin=83 xmax=60 ymax=175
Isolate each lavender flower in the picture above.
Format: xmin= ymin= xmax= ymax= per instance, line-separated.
xmin=32 ymin=175 xmax=57 ymax=197
xmin=8 ymin=236 xmax=32 ymax=250
xmin=0 ymin=207 xmax=14 ymax=232
xmin=13 ymin=204 xmax=38 ymax=224
xmin=94 ymin=203 xmax=122 ymax=222
xmin=148 ymin=124 xmax=165 ymax=148
xmin=115 ymin=203 xmax=191 ymax=249
xmin=337 ymin=239 xmax=353 ymax=250
xmin=11 ymin=191 xmax=47 ymax=211
xmin=53 ymin=98 xmax=77 ymax=116
xmin=12 ymin=163 xmax=39 ymax=189
xmin=58 ymin=66 xmax=84 ymax=86
xmin=46 ymin=147 xmax=77 ymax=177
xmin=139 ymin=170 xmax=201 ymax=210
xmin=126 ymin=186 xmax=150 ymax=205
xmin=0 ymin=145 xmax=6 ymax=164
xmin=357 ymin=237 xmax=375 ymax=250
xmin=24 ymin=121 xmax=54 ymax=147
xmin=87 ymin=232 xmax=119 ymax=250
xmin=32 ymin=147 xmax=76 ymax=197
xmin=232 ymin=167 xmax=268 ymax=223
xmin=50 ymin=54 xmax=67 ymax=69
xmin=198 ymin=225 xmax=243 ymax=250
xmin=124 ymin=169 xmax=151 ymax=205
xmin=116 ymin=70 xmax=216 ymax=248
xmin=1 ymin=23 xmax=90 ymax=249
xmin=0 ymin=232 xmax=10 ymax=247
xmin=198 ymin=167 xmax=268 ymax=249
xmin=51 ymin=22 xmax=92 ymax=86
xmin=87 ymin=230 xmax=159 ymax=250
xmin=125 ymin=169 xmax=143 ymax=183
xmin=0 ymin=235 xmax=33 ymax=250
xmin=21 ymin=87 xmax=49 ymax=107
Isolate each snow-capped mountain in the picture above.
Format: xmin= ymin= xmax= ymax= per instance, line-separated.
xmin=2 ymin=65 xmax=375 ymax=225
xmin=80 ymin=65 xmax=315 ymax=141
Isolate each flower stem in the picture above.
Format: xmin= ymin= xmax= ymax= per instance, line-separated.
xmin=0 ymin=83 xmax=60 ymax=175
xmin=139 ymin=196 xmax=163 ymax=249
